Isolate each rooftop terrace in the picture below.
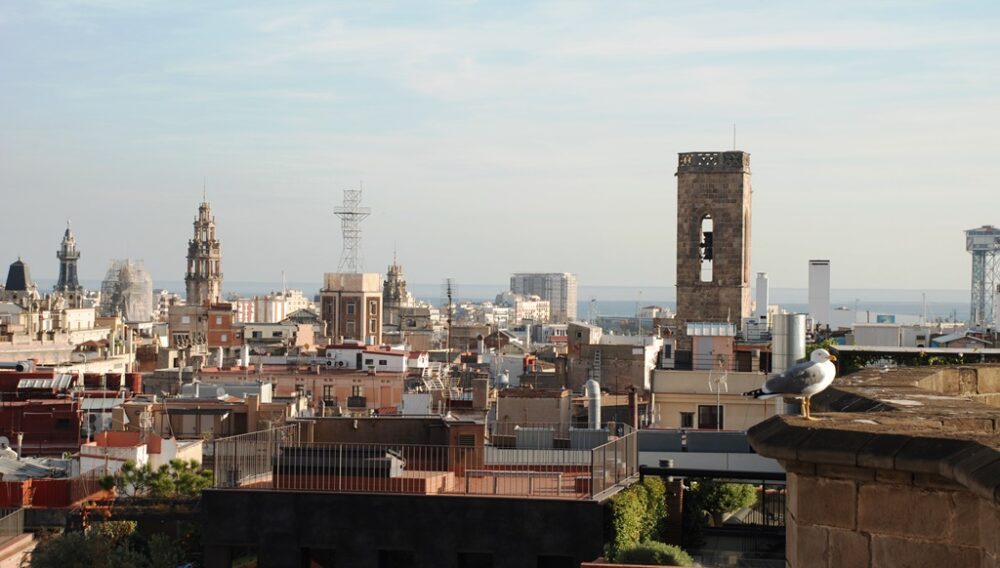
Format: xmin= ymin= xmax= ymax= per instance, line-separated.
xmin=212 ymin=422 xmax=638 ymax=501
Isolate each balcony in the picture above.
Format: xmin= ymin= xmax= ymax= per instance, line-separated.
xmin=211 ymin=424 xmax=638 ymax=500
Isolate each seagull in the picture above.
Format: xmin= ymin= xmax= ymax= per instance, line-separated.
xmin=743 ymin=348 xmax=837 ymax=420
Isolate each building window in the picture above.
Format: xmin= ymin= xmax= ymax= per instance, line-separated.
xmin=680 ymin=412 xmax=694 ymax=429
xmin=272 ymin=331 xmax=282 ymax=338
xmin=457 ymin=434 xmax=476 ymax=447
xmin=697 ymin=405 xmax=724 ymax=430
xmin=346 ymin=302 xmax=356 ymax=315
xmin=379 ymin=359 xmax=388 ymax=366
xmin=252 ymin=331 xmax=262 ymax=339
xmin=323 ymin=385 xmax=334 ymax=401
xmin=220 ymin=333 xmax=228 ymax=342
xmin=181 ymin=316 xmax=191 ymax=324
xmin=346 ymin=321 xmax=356 ymax=335
xmin=369 ymin=300 xmax=378 ymax=314
xmin=56 ymin=418 xmax=71 ymax=429
xmin=215 ymin=316 xmax=223 ymax=325
xmin=369 ymin=319 xmax=377 ymax=334
xmin=352 ymin=385 xmax=364 ymax=397
xmin=365 ymin=358 xmax=374 ymax=365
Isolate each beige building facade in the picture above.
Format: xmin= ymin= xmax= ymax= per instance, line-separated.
xmin=319 ymin=273 xmax=382 ymax=345
xmin=651 ymin=369 xmax=776 ymax=431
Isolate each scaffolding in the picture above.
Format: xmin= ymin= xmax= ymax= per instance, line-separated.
xmin=966 ymin=226 xmax=1000 ymax=327
xmin=333 ymin=188 xmax=371 ymax=273
xmin=99 ymin=259 xmax=153 ymax=322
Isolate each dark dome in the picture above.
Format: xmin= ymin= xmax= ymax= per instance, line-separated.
xmin=4 ymin=258 xmax=33 ymax=292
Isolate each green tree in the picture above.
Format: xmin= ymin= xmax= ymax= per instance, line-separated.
xmin=606 ymin=477 xmax=672 ymax=558
xmin=696 ymin=480 xmax=757 ymax=517
xmin=28 ymin=521 xmax=188 ymax=568
xmin=107 ymin=459 xmax=213 ymax=499
xmin=681 ymin=480 xmax=758 ymax=548
xmin=615 ymin=541 xmax=693 ymax=566
xmin=609 ymin=485 xmax=646 ymax=557
xmin=639 ymin=476 xmax=668 ymax=542
xmin=148 ymin=533 xmax=184 ymax=568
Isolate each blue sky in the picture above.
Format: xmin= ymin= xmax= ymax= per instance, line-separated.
xmin=2 ymin=1 xmax=999 ymax=292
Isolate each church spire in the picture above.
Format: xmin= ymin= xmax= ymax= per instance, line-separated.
xmin=55 ymin=219 xmax=81 ymax=293
xmin=185 ymin=198 xmax=223 ymax=306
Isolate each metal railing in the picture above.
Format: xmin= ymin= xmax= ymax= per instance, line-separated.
xmin=69 ymin=469 xmax=110 ymax=505
xmin=212 ymin=426 xmax=638 ymax=500
xmin=0 ymin=509 xmax=24 ymax=541
xmin=213 ymin=425 xmax=300 ymax=489
xmin=489 ymin=421 xmax=634 ymax=448
xmin=589 ymin=430 xmax=639 ymax=498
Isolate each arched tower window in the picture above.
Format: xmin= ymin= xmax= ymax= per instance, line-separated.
xmin=700 ymin=215 xmax=714 ymax=283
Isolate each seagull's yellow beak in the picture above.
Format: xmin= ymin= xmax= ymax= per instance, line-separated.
xmin=828 ymin=354 xmax=838 ymax=362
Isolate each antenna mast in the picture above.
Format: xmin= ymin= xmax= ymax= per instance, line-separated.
xmin=334 ymin=187 xmax=371 ymax=273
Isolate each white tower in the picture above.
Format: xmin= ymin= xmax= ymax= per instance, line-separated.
xmin=808 ymin=260 xmax=831 ymax=330
xmin=754 ymin=272 xmax=769 ymax=323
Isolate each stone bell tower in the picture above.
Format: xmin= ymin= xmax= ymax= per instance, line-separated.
xmin=185 ymin=198 xmax=222 ymax=306
xmin=675 ymin=151 xmax=753 ymax=332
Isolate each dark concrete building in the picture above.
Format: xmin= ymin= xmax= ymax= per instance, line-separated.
xmin=202 ymin=490 xmax=605 ymax=568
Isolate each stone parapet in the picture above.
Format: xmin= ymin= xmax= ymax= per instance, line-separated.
xmin=748 ymin=365 xmax=1000 ymax=567
xmin=676 ymin=151 xmax=751 ymax=173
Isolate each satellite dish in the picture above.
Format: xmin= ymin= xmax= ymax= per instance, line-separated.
xmin=216 ymin=387 xmax=226 ymax=398
xmin=0 ymin=437 xmax=9 ymax=448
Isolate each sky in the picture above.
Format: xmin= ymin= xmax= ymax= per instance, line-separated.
xmin=2 ymin=1 xmax=999 ymax=292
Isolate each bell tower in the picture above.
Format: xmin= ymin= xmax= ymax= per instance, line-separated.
xmin=185 ymin=198 xmax=222 ymax=306
xmin=675 ymin=151 xmax=752 ymax=328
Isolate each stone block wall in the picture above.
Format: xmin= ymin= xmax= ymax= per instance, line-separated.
xmin=674 ymin=152 xmax=752 ymax=329
xmin=749 ymin=365 xmax=1000 ymax=568
xmin=782 ymin=460 xmax=999 ymax=567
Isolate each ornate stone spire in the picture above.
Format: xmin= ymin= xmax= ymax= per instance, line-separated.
xmin=185 ymin=199 xmax=222 ymax=306
xmin=55 ymin=220 xmax=81 ymax=292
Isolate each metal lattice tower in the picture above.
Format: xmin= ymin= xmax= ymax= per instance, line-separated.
xmin=334 ymin=188 xmax=371 ymax=273
xmin=966 ymin=225 xmax=1000 ymax=327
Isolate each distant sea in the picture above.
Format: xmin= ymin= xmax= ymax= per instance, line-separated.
xmin=44 ymin=279 xmax=971 ymax=322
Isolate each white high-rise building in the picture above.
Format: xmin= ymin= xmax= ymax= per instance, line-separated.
xmin=754 ymin=272 xmax=769 ymax=323
xmin=509 ymin=273 xmax=577 ymax=323
xmin=808 ymin=260 xmax=831 ymax=330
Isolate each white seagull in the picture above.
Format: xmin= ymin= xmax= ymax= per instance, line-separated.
xmin=744 ymin=348 xmax=838 ymax=420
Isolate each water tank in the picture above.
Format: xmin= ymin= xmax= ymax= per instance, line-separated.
xmin=772 ymin=313 xmax=806 ymax=374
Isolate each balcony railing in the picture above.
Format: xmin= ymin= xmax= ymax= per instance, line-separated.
xmin=212 ymin=425 xmax=637 ymax=500
xmin=0 ymin=509 xmax=24 ymax=542
xmin=488 ymin=421 xmax=634 ymax=450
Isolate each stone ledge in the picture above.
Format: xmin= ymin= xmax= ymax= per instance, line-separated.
xmin=747 ymin=365 xmax=1000 ymax=507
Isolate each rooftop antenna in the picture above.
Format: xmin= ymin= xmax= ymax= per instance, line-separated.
xmin=202 ymin=178 xmax=206 ymax=202
xmin=707 ymin=354 xmax=729 ymax=431
xmin=334 ymin=185 xmax=372 ymax=273
xmin=733 ymin=123 xmax=736 ymax=150
xmin=636 ymin=290 xmax=643 ymax=336
xmin=443 ymin=278 xmax=456 ymax=381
